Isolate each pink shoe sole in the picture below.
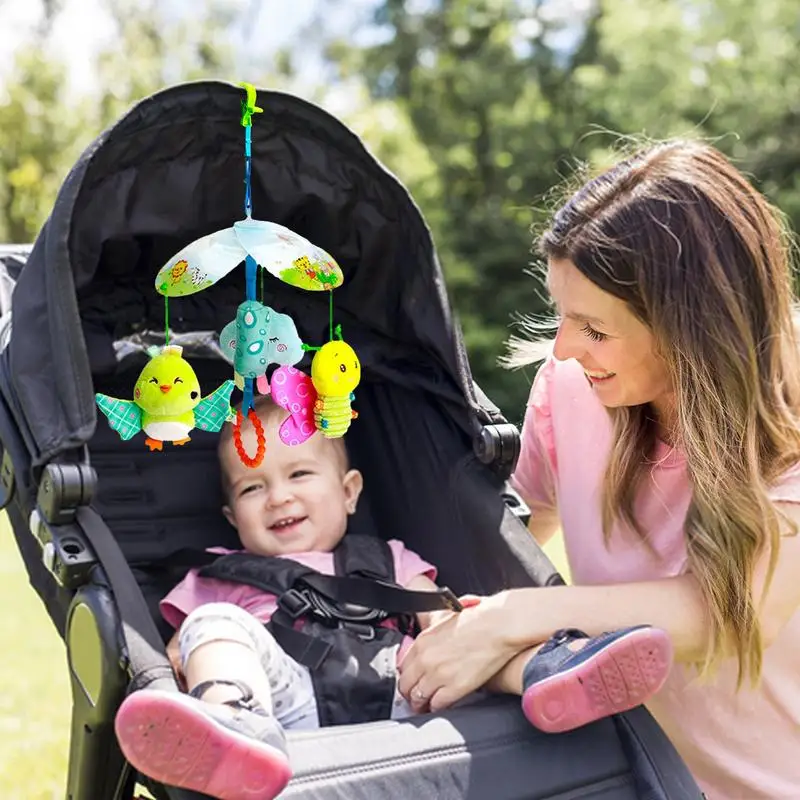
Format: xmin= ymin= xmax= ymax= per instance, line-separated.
xmin=115 ymin=690 xmax=292 ymax=800
xmin=521 ymin=627 xmax=673 ymax=734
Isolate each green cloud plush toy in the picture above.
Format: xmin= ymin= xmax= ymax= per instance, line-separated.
xmin=95 ymin=345 xmax=234 ymax=451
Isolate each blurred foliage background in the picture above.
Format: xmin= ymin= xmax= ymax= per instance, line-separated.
xmin=2 ymin=0 xmax=799 ymax=418
xmin=0 ymin=2 xmax=796 ymax=796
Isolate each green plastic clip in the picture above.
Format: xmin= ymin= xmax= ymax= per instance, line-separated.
xmin=239 ymin=82 xmax=263 ymax=127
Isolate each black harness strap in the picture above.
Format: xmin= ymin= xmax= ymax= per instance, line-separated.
xmin=77 ymin=508 xmax=176 ymax=691
xmin=193 ymin=540 xmax=461 ymax=669
xmin=165 ymin=539 xmax=462 ymax=619
xmin=194 ymin=552 xmax=332 ymax=668
xmin=302 ymin=572 xmax=462 ymax=615
xmin=180 ymin=535 xmax=462 ymax=725
xmin=334 ymin=534 xmax=395 ymax=580
xmin=323 ymin=535 xmax=462 ymax=615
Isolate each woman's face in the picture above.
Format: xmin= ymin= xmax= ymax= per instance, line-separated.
xmin=547 ymin=257 xmax=674 ymax=420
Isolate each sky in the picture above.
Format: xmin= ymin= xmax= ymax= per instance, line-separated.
xmin=0 ymin=0 xmax=378 ymax=96
xmin=0 ymin=0 xmax=587 ymax=105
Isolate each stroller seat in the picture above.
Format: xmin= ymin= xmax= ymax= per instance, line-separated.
xmin=0 ymin=83 xmax=702 ymax=800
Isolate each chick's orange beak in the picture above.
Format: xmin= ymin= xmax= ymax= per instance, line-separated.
xmin=159 ymin=385 xmax=172 ymax=394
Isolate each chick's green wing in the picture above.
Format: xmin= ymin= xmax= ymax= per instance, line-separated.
xmin=193 ymin=380 xmax=236 ymax=433
xmin=95 ymin=394 xmax=143 ymax=441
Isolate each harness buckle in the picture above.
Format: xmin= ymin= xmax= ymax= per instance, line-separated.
xmin=341 ymin=621 xmax=376 ymax=641
xmin=278 ymin=588 xmax=313 ymax=619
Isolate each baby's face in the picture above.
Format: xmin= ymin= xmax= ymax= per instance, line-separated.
xmin=220 ymin=413 xmax=362 ymax=556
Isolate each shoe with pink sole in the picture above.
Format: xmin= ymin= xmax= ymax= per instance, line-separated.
xmin=521 ymin=626 xmax=673 ymax=734
xmin=115 ymin=679 xmax=292 ymax=800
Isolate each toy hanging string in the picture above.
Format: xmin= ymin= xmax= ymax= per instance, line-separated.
xmin=242 ymin=97 xmax=257 ymax=416
xmin=301 ymin=293 xmax=336 ymax=356
xmin=233 ymin=82 xmax=265 ymax=467
xmin=158 ymin=282 xmax=170 ymax=346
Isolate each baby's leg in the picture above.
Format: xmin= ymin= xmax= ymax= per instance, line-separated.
xmin=114 ymin=602 xmax=300 ymax=800
xmin=179 ymin=602 xmax=318 ymax=729
xmin=489 ymin=627 xmax=673 ymax=734
xmin=179 ymin=603 xmax=275 ymax=710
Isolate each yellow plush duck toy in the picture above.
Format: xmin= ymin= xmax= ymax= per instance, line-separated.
xmin=95 ymin=345 xmax=235 ymax=451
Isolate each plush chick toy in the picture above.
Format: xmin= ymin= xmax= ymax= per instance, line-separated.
xmin=95 ymin=345 xmax=235 ymax=451
xmin=310 ymin=332 xmax=361 ymax=438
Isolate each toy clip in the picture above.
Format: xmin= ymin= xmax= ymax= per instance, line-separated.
xmin=239 ymin=82 xmax=263 ymax=127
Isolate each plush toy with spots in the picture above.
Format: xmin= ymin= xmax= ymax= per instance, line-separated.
xmin=219 ymin=300 xmax=304 ymax=390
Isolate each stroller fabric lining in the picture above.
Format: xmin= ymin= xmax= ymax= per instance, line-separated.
xmin=0 ymin=83 xmax=703 ymax=800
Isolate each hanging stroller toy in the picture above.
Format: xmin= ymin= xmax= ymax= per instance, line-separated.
xmin=94 ymin=345 xmax=235 ymax=450
xmin=149 ymin=83 xmax=356 ymax=467
xmin=218 ymin=300 xmax=304 ymax=391
xmin=304 ymin=323 xmax=361 ymax=437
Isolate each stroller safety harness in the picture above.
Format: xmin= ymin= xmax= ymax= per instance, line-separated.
xmin=183 ymin=534 xmax=462 ymax=725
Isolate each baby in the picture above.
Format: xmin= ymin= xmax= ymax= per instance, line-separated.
xmin=113 ymin=395 xmax=451 ymax=800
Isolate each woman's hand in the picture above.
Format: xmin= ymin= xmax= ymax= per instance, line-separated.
xmin=397 ymin=591 xmax=523 ymax=713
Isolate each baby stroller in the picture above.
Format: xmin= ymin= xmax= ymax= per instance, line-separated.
xmin=0 ymin=82 xmax=702 ymax=800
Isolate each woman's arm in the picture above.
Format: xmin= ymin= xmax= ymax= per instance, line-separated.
xmin=398 ymin=503 xmax=800 ymax=710
xmin=497 ymin=575 xmax=708 ymax=662
xmin=502 ymin=501 xmax=800 ymax=661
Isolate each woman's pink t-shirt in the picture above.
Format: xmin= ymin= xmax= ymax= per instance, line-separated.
xmin=511 ymin=356 xmax=800 ymax=800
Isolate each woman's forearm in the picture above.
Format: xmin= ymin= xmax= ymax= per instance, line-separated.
xmin=498 ymin=575 xmax=710 ymax=663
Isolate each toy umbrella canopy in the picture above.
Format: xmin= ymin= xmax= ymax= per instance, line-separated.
xmin=155 ymin=218 xmax=344 ymax=296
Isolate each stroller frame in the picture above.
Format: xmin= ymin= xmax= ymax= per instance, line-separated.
xmin=0 ymin=80 xmax=702 ymax=800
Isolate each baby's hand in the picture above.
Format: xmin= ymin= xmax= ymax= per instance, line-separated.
xmin=416 ymin=594 xmax=483 ymax=630
xmin=423 ymin=608 xmax=457 ymax=630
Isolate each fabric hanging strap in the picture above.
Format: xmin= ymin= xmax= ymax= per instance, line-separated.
xmin=76 ymin=507 xmax=175 ymax=692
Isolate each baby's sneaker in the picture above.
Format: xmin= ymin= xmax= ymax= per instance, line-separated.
xmin=521 ymin=626 xmax=673 ymax=734
xmin=115 ymin=679 xmax=292 ymax=800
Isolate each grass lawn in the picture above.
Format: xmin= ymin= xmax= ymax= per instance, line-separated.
xmin=0 ymin=511 xmax=569 ymax=799
xmin=0 ymin=513 xmax=71 ymax=800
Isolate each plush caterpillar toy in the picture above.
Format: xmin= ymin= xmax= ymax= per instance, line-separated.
xmin=309 ymin=331 xmax=360 ymax=438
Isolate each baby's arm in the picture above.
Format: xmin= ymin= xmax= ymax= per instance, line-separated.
xmin=405 ymin=574 xmax=462 ymax=630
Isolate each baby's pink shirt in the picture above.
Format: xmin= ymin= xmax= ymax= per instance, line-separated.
xmin=160 ymin=539 xmax=437 ymax=659
xmin=511 ymin=356 xmax=800 ymax=800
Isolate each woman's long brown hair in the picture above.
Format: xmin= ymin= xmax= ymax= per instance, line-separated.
xmin=510 ymin=140 xmax=800 ymax=684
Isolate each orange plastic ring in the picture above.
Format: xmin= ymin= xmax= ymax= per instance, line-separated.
xmin=232 ymin=407 xmax=266 ymax=468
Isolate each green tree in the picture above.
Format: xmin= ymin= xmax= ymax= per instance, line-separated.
xmin=330 ymin=0 xmax=800 ymax=416
xmin=577 ymin=0 xmax=800 ymax=220
xmin=0 ymin=49 xmax=87 ymax=243
xmin=0 ymin=0 xmax=247 ymax=243
xmin=331 ymin=0 xmax=600 ymax=416
xmin=94 ymin=0 xmax=241 ymax=128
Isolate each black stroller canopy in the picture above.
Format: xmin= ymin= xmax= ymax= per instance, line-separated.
xmin=0 ymin=82 xmax=706 ymax=800
xmin=9 ymin=80 xmax=493 ymax=466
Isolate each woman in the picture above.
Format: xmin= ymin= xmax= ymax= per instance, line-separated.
xmin=398 ymin=140 xmax=800 ymax=799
